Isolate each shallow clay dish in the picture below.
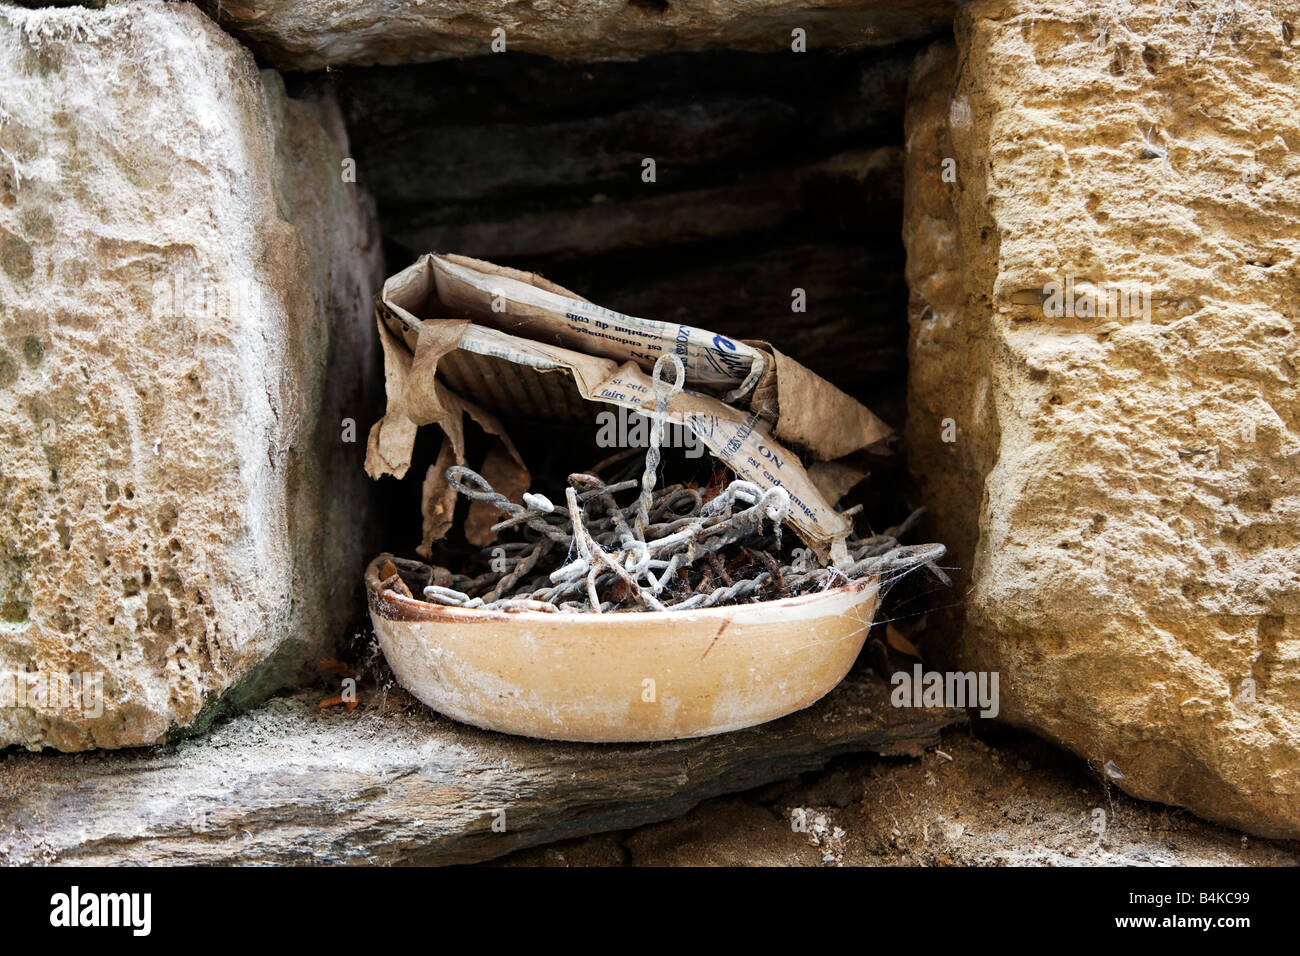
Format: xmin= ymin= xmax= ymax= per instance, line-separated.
xmin=366 ymin=555 xmax=880 ymax=743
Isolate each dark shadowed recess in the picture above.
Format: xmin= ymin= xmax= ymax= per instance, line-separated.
xmin=289 ymin=44 xmax=926 ymax=557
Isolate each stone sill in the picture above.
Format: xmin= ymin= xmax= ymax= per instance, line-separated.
xmin=0 ymin=672 xmax=959 ymax=866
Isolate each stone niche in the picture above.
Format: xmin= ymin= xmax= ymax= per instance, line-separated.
xmin=327 ymin=43 xmax=928 ymax=555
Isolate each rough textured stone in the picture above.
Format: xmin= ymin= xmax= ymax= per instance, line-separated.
xmin=499 ymin=728 xmax=1300 ymax=867
xmin=0 ymin=674 xmax=960 ymax=865
xmin=200 ymin=0 xmax=957 ymax=71
xmin=0 ymin=1 xmax=384 ymax=750
xmin=904 ymin=2 xmax=1300 ymax=837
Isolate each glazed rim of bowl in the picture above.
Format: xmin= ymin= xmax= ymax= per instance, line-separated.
xmin=365 ymin=553 xmax=879 ymax=625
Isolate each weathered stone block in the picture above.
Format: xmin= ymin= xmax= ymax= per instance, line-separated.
xmin=200 ymin=0 xmax=956 ymax=71
xmin=0 ymin=1 xmax=383 ymax=749
xmin=905 ymin=1 xmax=1300 ymax=837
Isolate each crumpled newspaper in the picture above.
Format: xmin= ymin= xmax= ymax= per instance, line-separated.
xmin=365 ymin=253 xmax=894 ymax=565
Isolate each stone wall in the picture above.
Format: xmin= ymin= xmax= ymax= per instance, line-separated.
xmin=904 ymin=0 xmax=1300 ymax=837
xmin=3 ymin=0 xmax=1295 ymax=846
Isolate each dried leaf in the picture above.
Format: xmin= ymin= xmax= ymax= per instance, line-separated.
xmin=319 ymin=694 xmax=359 ymax=712
xmin=317 ymin=658 xmax=353 ymax=678
xmin=380 ymin=561 xmax=413 ymax=598
xmin=885 ymin=624 xmax=923 ymax=658
xmin=465 ymin=439 xmax=532 ymax=548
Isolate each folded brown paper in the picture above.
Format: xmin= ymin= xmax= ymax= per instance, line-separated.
xmin=366 ymin=254 xmax=894 ymax=564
